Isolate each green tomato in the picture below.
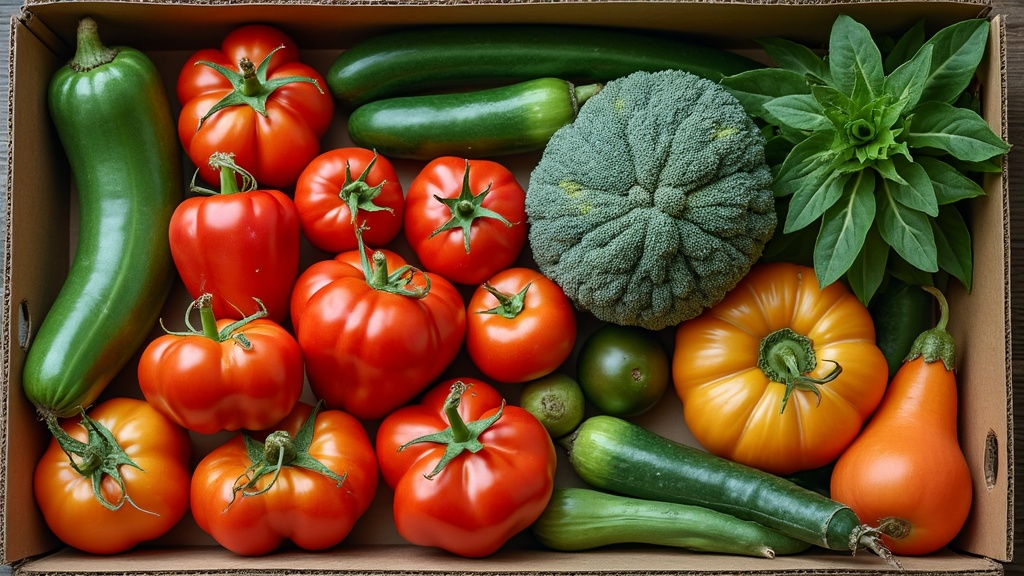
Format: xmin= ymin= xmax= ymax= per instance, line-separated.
xmin=519 ymin=373 xmax=586 ymax=439
xmin=576 ymin=324 xmax=669 ymax=417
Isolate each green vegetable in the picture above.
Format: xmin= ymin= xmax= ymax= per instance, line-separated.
xmin=328 ymin=24 xmax=764 ymax=107
xmin=519 ymin=374 xmax=586 ymax=439
xmin=526 ymin=69 xmax=776 ymax=331
xmin=347 ymin=77 xmax=601 ymax=160
xmin=564 ymin=415 xmax=906 ymax=566
xmin=532 ymin=487 xmax=812 ymax=558
xmin=23 ymin=17 xmax=181 ymax=419
xmin=576 ymin=324 xmax=668 ymax=418
xmin=722 ymin=16 xmax=1009 ymax=304
xmin=870 ymin=279 xmax=935 ymax=380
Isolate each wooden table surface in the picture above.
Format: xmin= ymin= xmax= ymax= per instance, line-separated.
xmin=0 ymin=0 xmax=1021 ymax=574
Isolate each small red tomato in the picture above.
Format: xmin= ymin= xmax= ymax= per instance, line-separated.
xmin=404 ymin=156 xmax=527 ymax=285
xmin=466 ymin=267 xmax=577 ymax=383
xmin=294 ymin=147 xmax=405 ymax=253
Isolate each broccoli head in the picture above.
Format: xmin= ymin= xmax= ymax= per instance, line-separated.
xmin=525 ymin=69 xmax=776 ymax=331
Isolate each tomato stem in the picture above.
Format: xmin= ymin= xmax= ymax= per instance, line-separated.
xmin=398 ymin=381 xmax=505 ymax=480
xmin=758 ymin=328 xmax=843 ymax=414
xmin=904 ymin=286 xmax=956 ymax=371
xmin=354 ymin=224 xmax=431 ymax=299
xmin=340 ymin=152 xmax=394 ymax=224
xmin=477 ymin=281 xmax=532 ymax=319
xmin=159 ymin=293 xmax=268 ymax=349
xmin=428 ymin=160 xmax=514 ymax=254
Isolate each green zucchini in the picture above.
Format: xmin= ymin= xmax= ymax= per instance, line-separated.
xmin=23 ymin=17 xmax=181 ymax=419
xmin=532 ymin=487 xmax=811 ymax=558
xmin=328 ymin=24 xmax=764 ymax=107
xmin=347 ymin=77 xmax=600 ymax=160
xmin=564 ymin=416 xmax=905 ymax=565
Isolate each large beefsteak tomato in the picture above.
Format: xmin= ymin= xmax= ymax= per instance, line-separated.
xmin=177 ymin=23 xmax=333 ymax=188
xmin=376 ymin=378 xmax=557 ymax=557
xmin=672 ymin=262 xmax=888 ymax=475
xmin=191 ymin=402 xmax=378 ymax=556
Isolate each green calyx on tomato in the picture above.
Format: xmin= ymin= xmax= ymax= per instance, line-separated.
xmin=356 ymin=225 xmax=432 ymax=299
xmin=399 ymin=381 xmax=505 ymax=480
xmin=476 ymin=281 xmax=532 ymax=319
xmin=757 ymin=327 xmax=842 ymax=415
xmin=189 ymin=151 xmax=258 ymax=196
xmin=161 ymin=293 xmax=267 ymax=349
xmin=192 ymin=45 xmax=325 ymax=130
xmin=230 ymin=400 xmax=345 ymax=506
xmin=429 ymin=160 xmax=514 ymax=253
xmin=339 ymin=151 xmax=395 ymax=224
xmin=43 ymin=410 xmax=149 ymax=512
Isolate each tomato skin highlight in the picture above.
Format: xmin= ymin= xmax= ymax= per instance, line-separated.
xmin=672 ymin=262 xmax=888 ymax=475
xmin=190 ymin=402 xmax=379 ymax=556
xmin=404 ymin=156 xmax=527 ymax=286
xmin=33 ymin=398 xmax=191 ymax=555
xmin=376 ymin=378 xmax=557 ymax=557
xmin=466 ymin=267 xmax=577 ymax=383
xmin=294 ymin=147 xmax=406 ymax=253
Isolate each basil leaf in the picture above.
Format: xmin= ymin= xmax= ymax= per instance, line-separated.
xmin=785 ymin=169 xmax=850 ymax=234
xmin=764 ymin=94 xmax=831 ymax=132
xmin=884 ymin=20 xmax=926 ymax=74
xmin=828 ymin=14 xmax=885 ymax=102
xmin=906 ymin=101 xmax=1010 ymax=162
xmin=916 ymin=156 xmax=985 ymax=205
xmin=889 ymin=155 xmax=938 ymax=216
xmin=883 ymin=43 xmax=933 ymax=115
xmin=721 ymin=68 xmax=811 ymax=123
xmin=773 ymin=131 xmax=837 ymax=197
xmin=846 ymin=224 xmax=889 ymax=305
xmin=813 ymin=169 xmax=876 ymax=287
xmin=919 ymin=19 xmax=990 ymax=104
xmin=877 ymin=182 xmax=938 ymax=273
xmin=758 ymin=36 xmax=830 ymax=80
xmin=888 ymin=253 xmax=936 ymax=287
xmin=932 ymin=205 xmax=973 ymax=291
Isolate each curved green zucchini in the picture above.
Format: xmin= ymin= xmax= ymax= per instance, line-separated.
xmin=23 ymin=17 xmax=181 ymax=418
xmin=328 ymin=24 xmax=764 ymax=107
xmin=532 ymin=487 xmax=812 ymax=557
xmin=347 ymin=77 xmax=600 ymax=160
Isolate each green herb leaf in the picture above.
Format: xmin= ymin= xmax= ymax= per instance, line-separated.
xmin=888 ymin=155 xmax=938 ymax=216
xmin=888 ymin=253 xmax=936 ymax=287
xmin=773 ymin=131 xmax=838 ymax=198
xmin=906 ymin=101 xmax=1010 ymax=162
xmin=828 ymin=14 xmax=885 ymax=102
xmin=785 ymin=167 xmax=850 ymax=234
xmin=763 ymin=94 xmax=832 ymax=132
xmin=916 ymin=156 xmax=985 ymax=205
xmin=846 ymin=224 xmax=890 ymax=305
xmin=877 ymin=179 xmax=938 ymax=273
xmin=721 ymin=68 xmax=812 ymax=123
xmin=932 ymin=205 xmax=973 ymax=291
xmin=883 ymin=20 xmax=926 ymax=74
xmin=919 ymin=19 xmax=990 ymax=104
xmin=813 ymin=169 xmax=876 ymax=287
xmin=883 ymin=44 xmax=933 ymax=115
xmin=758 ymin=36 xmax=830 ymax=79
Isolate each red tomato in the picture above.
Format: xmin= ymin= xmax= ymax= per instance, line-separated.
xmin=169 ymin=153 xmax=300 ymax=323
xmin=291 ymin=242 xmax=466 ymax=420
xmin=376 ymin=378 xmax=557 ymax=557
xmin=138 ymin=294 xmax=304 ymax=434
xmin=34 ymin=398 xmax=191 ymax=554
xmin=191 ymin=402 xmax=378 ymax=556
xmin=404 ymin=156 xmax=527 ymax=285
xmin=294 ymin=147 xmax=405 ymax=253
xmin=177 ymin=24 xmax=334 ymax=188
xmin=466 ymin=267 xmax=577 ymax=383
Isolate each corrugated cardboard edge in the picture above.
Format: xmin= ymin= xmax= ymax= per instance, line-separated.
xmin=0 ymin=11 xmax=14 ymax=571
xmin=13 ymin=0 xmax=996 ymax=6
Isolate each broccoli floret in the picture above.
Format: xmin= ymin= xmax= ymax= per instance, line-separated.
xmin=526 ymin=69 xmax=776 ymax=330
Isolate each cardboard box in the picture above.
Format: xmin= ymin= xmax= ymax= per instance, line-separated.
xmin=1 ymin=0 xmax=1012 ymax=574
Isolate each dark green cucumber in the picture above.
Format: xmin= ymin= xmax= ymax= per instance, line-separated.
xmin=347 ymin=77 xmax=600 ymax=160
xmin=23 ymin=17 xmax=181 ymax=418
xmin=565 ymin=416 xmax=903 ymax=563
xmin=532 ymin=487 xmax=811 ymax=557
xmin=328 ymin=24 xmax=764 ymax=107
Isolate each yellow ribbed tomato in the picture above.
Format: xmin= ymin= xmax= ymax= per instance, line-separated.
xmin=672 ymin=262 xmax=888 ymax=476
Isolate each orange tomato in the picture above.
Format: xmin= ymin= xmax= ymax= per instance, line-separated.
xmin=672 ymin=262 xmax=888 ymax=475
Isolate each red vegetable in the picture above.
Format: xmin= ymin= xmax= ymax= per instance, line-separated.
xmin=169 ymin=153 xmax=300 ymax=323
xmin=191 ymin=402 xmax=378 ymax=556
xmin=290 ymin=231 xmax=466 ymax=420
xmin=138 ymin=293 xmax=304 ymax=434
xmin=376 ymin=378 xmax=557 ymax=557
xmin=466 ymin=267 xmax=576 ymax=383
xmin=177 ymin=23 xmax=333 ymax=188
xmin=294 ymin=147 xmax=405 ymax=253
xmin=34 ymin=398 xmax=191 ymax=555
xmin=404 ymin=156 xmax=527 ymax=285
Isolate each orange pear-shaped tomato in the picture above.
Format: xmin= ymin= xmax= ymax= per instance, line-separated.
xmin=830 ymin=286 xmax=972 ymax=556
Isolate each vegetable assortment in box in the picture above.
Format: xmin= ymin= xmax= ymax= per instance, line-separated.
xmin=2 ymin=1 xmax=1015 ymax=575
